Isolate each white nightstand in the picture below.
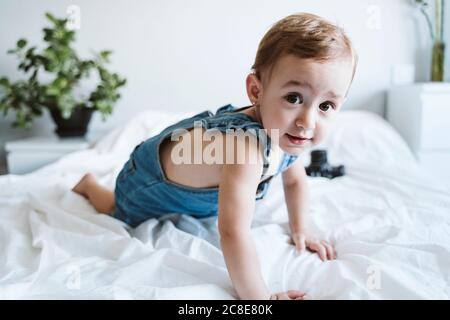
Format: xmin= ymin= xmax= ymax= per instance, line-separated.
xmin=387 ymin=83 xmax=450 ymax=190
xmin=5 ymin=136 xmax=91 ymax=174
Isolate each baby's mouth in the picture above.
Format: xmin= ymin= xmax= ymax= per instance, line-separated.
xmin=285 ymin=133 xmax=312 ymax=146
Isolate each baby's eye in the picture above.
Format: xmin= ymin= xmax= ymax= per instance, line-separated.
xmin=284 ymin=93 xmax=303 ymax=105
xmin=319 ymin=102 xmax=335 ymax=112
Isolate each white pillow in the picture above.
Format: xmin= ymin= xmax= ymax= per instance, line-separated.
xmin=306 ymin=110 xmax=417 ymax=168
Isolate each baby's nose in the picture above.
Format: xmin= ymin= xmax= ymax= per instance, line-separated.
xmin=295 ymin=113 xmax=316 ymax=133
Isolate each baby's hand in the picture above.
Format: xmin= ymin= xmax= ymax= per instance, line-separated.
xmin=270 ymin=290 xmax=307 ymax=300
xmin=291 ymin=231 xmax=336 ymax=261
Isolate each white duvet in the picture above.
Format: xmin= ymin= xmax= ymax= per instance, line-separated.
xmin=0 ymin=109 xmax=449 ymax=299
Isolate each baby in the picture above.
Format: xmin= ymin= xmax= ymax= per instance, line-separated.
xmin=72 ymin=12 xmax=358 ymax=300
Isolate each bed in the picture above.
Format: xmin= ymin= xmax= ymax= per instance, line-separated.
xmin=0 ymin=108 xmax=449 ymax=299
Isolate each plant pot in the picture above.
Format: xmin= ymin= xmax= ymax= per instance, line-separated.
xmin=49 ymin=107 xmax=94 ymax=137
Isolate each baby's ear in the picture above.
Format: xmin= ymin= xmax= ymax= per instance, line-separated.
xmin=246 ymin=73 xmax=262 ymax=101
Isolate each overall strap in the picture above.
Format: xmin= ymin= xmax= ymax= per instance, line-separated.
xmin=213 ymin=104 xmax=272 ymax=177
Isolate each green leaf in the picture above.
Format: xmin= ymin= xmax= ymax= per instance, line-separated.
xmin=54 ymin=78 xmax=68 ymax=89
xmin=99 ymin=50 xmax=112 ymax=62
xmin=118 ymin=78 xmax=127 ymax=86
xmin=0 ymin=77 xmax=10 ymax=87
xmin=45 ymin=12 xmax=57 ymax=24
xmin=25 ymin=46 xmax=36 ymax=58
xmin=45 ymin=14 xmax=68 ymax=35
xmin=17 ymin=39 xmax=27 ymax=49
xmin=45 ymin=85 xmax=60 ymax=96
xmin=1 ymin=104 xmax=9 ymax=116
xmin=43 ymin=28 xmax=54 ymax=41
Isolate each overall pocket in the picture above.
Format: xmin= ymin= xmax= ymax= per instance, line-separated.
xmin=117 ymin=142 xmax=143 ymax=183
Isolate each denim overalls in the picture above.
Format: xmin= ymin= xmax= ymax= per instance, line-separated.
xmin=113 ymin=104 xmax=299 ymax=227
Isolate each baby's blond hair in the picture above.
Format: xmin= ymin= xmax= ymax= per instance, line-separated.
xmin=251 ymin=12 xmax=358 ymax=85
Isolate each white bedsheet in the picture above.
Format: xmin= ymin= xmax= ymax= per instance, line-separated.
xmin=0 ymin=109 xmax=449 ymax=299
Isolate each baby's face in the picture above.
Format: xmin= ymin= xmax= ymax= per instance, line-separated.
xmin=248 ymin=54 xmax=354 ymax=156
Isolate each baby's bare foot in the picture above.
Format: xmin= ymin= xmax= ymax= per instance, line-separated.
xmin=72 ymin=173 xmax=96 ymax=197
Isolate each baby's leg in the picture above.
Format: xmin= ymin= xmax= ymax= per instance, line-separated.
xmin=72 ymin=173 xmax=115 ymax=214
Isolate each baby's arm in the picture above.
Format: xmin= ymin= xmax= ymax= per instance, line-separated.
xmin=218 ymin=136 xmax=304 ymax=300
xmin=282 ymin=159 xmax=310 ymax=238
xmin=282 ymin=159 xmax=336 ymax=260
xmin=218 ymin=150 xmax=269 ymax=299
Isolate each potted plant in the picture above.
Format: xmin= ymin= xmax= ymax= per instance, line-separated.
xmin=0 ymin=12 xmax=126 ymax=137
xmin=415 ymin=0 xmax=446 ymax=82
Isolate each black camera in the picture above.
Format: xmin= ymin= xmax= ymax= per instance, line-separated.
xmin=305 ymin=150 xmax=345 ymax=179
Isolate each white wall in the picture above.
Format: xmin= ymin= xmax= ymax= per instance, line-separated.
xmin=0 ymin=0 xmax=443 ymax=171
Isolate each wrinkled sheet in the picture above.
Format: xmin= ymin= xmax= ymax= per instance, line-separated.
xmin=0 ymin=109 xmax=449 ymax=299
